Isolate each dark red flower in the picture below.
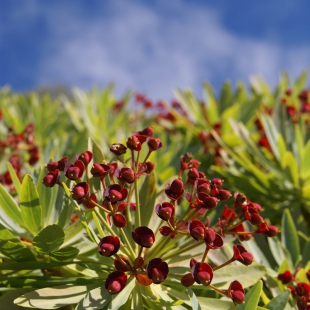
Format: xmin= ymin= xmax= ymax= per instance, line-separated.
xmin=71 ymin=182 xmax=90 ymax=204
xmin=216 ymin=189 xmax=231 ymax=201
xmin=98 ymin=236 xmax=120 ymax=257
xmin=126 ymin=135 xmax=141 ymax=151
xmin=296 ymin=282 xmax=310 ymax=296
xmin=91 ymin=163 xmax=110 ymax=178
xmin=147 ymin=258 xmax=169 ymax=284
xmin=195 ymin=179 xmax=211 ymax=194
xmin=256 ymin=223 xmax=278 ymax=237
xmin=78 ymin=151 xmax=93 ymax=166
xmin=181 ymin=273 xmax=195 ymax=287
xmin=159 ymin=226 xmax=175 ymax=238
xmin=115 ymin=168 xmax=135 ymax=184
xmin=110 ymin=143 xmax=127 ymax=156
xmin=206 ymin=233 xmax=223 ymax=249
xmin=105 ymin=184 xmax=128 ymax=204
xmin=46 ymin=161 xmax=60 ymax=172
xmin=187 ymin=168 xmax=199 ymax=184
xmin=188 ymin=220 xmax=206 ymax=241
xmin=195 ymin=192 xmax=218 ymax=210
xmin=233 ymin=244 xmax=253 ymax=265
xmin=147 ymin=137 xmax=162 ymax=151
xmin=112 ymin=213 xmax=127 ymax=228
xmin=244 ymin=207 xmax=264 ymax=225
xmin=227 ymin=281 xmax=245 ymax=305
xmin=221 ymin=205 xmax=237 ymax=220
xmin=165 ymin=179 xmax=184 ymax=200
xmin=105 ymin=271 xmax=127 ymax=294
xmin=42 ymin=169 xmax=60 ymax=187
xmin=155 ymin=202 xmax=174 ymax=221
xmin=65 ymin=160 xmax=84 ymax=180
xmin=278 ymin=271 xmax=293 ymax=284
xmin=132 ymin=226 xmax=155 ymax=248
xmin=192 ymin=262 xmax=213 ymax=286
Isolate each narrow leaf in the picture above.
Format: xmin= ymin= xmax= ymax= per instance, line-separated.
xmin=20 ymin=175 xmax=42 ymax=236
xmin=281 ymin=209 xmax=300 ymax=264
xmin=264 ymin=290 xmax=290 ymax=310
xmin=7 ymin=162 xmax=21 ymax=195
xmin=50 ymin=247 xmax=80 ymax=262
xmin=187 ymin=288 xmax=202 ymax=310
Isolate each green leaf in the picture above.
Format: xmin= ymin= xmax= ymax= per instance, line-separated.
xmin=50 ymin=246 xmax=80 ymax=262
xmin=267 ymin=237 xmax=290 ymax=267
xmin=0 ymin=184 xmax=24 ymax=228
xmin=302 ymin=239 xmax=310 ymax=266
xmin=75 ymin=285 xmax=111 ymax=310
xmin=281 ymin=151 xmax=299 ymax=188
xmin=6 ymin=162 xmax=21 ymax=195
xmin=33 ymin=224 xmax=65 ymax=254
xmin=301 ymin=139 xmax=310 ymax=178
xmin=281 ymin=209 xmax=300 ymax=265
xmin=0 ymin=240 xmax=35 ymax=261
xmin=197 ymin=297 xmax=236 ymax=310
xmin=20 ymin=175 xmax=42 ymax=236
xmin=0 ymin=223 xmax=16 ymax=240
xmin=110 ymin=276 xmax=135 ymax=310
xmin=236 ymin=280 xmax=262 ymax=310
xmin=14 ymin=283 xmax=101 ymax=309
xmin=0 ymin=288 xmax=33 ymax=310
xmin=187 ymin=288 xmax=202 ymax=310
xmin=264 ymin=290 xmax=290 ymax=310
xmin=213 ymin=264 xmax=267 ymax=289
xmin=88 ymin=137 xmax=106 ymax=164
xmin=36 ymin=165 xmax=59 ymax=226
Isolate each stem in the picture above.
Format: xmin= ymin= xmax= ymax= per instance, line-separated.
xmin=201 ymin=246 xmax=209 ymax=263
xmin=209 ymin=284 xmax=227 ymax=296
xmin=225 ymin=218 xmax=246 ymax=231
xmin=134 ymin=178 xmax=141 ymax=227
xmin=134 ymin=246 xmax=143 ymax=269
xmin=118 ymin=227 xmax=136 ymax=260
xmin=213 ymin=258 xmax=234 ymax=271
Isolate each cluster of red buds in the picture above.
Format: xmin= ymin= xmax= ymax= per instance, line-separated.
xmin=278 ymin=269 xmax=310 ymax=310
xmin=0 ymin=111 xmax=39 ymax=193
xmin=42 ymin=126 xmax=278 ymax=305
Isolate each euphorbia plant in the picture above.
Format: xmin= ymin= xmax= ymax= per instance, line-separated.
xmin=14 ymin=127 xmax=279 ymax=309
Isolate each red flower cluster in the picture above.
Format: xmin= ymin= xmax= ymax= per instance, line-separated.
xmin=278 ymin=268 xmax=310 ymax=310
xmin=0 ymin=115 xmax=39 ymax=193
xmin=42 ymin=127 xmax=278 ymax=303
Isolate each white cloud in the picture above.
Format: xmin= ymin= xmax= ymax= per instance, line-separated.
xmin=14 ymin=0 xmax=310 ymax=99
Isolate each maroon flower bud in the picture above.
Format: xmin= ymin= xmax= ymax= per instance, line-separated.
xmin=278 ymin=271 xmax=293 ymax=284
xmin=181 ymin=273 xmax=195 ymax=287
xmin=110 ymin=143 xmax=127 ymax=156
xmin=227 ymin=281 xmax=245 ymax=305
xmin=195 ymin=179 xmax=211 ymax=194
xmin=42 ymin=169 xmax=60 ymax=187
xmin=165 ymin=179 xmax=184 ymax=200
xmin=145 ymin=161 xmax=155 ymax=174
xmin=108 ymin=162 xmax=118 ymax=176
xmin=159 ymin=226 xmax=174 ymax=237
xmin=57 ymin=156 xmax=69 ymax=171
xmin=297 ymin=296 xmax=308 ymax=310
xmin=132 ymin=226 xmax=155 ymax=248
xmin=140 ymin=126 xmax=154 ymax=137
xmin=196 ymin=192 xmax=218 ymax=210
xmin=211 ymin=178 xmax=223 ymax=187
xmin=98 ymin=236 xmax=120 ymax=257
xmin=28 ymin=153 xmax=39 ymax=166
xmin=216 ymin=189 xmax=231 ymax=201
xmin=91 ymin=163 xmax=110 ymax=178
xmin=105 ymin=271 xmax=127 ymax=294
xmin=187 ymin=168 xmax=199 ymax=184
xmin=46 ymin=161 xmax=59 ymax=172
xmin=147 ymin=137 xmax=162 ymax=151
xmin=221 ymin=205 xmax=237 ymax=220
xmin=190 ymin=258 xmax=198 ymax=268
xmin=245 ymin=207 xmax=264 ymax=225
xmin=71 ymin=182 xmax=90 ymax=203
xmin=115 ymin=168 xmax=135 ymax=184
xmin=147 ymin=258 xmax=169 ymax=284
xmin=256 ymin=223 xmax=279 ymax=237
xmin=207 ymin=233 xmax=223 ymax=249
xmin=126 ymin=135 xmax=141 ymax=151
xmin=78 ymin=151 xmax=93 ymax=166
xmin=233 ymin=244 xmax=253 ymax=266
xmin=188 ymin=220 xmax=206 ymax=240
xmin=105 ymin=184 xmax=128 ymax=204
xmin=192 ymin=262 xmax=213 ymax=286
xmin=155 ymin=202 xmax=174 ymax=221
xmin=204 ymin=228 xmax=216 ymax=244
xmin=65 ymin=160 xmax=84 ymax=180
xmin=112 ymin=213 xmax=127 ymax=228
xmin=85 ymin=193 xmax=97 ymax=209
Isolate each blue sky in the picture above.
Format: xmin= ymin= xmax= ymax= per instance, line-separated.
xmin=1 ymin=0 xmax=310 ymax=100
